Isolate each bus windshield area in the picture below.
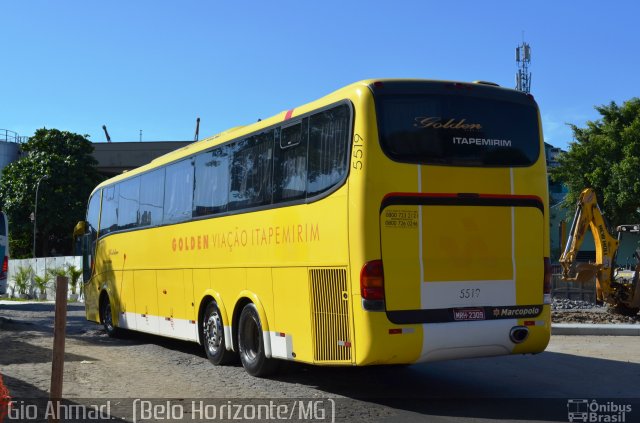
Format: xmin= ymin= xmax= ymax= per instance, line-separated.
xmin=376 ymin=93 xmax=540 ymax=167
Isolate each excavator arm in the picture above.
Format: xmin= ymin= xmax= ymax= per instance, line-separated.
xmin=559 ymin=188 xmax=619 ymax=304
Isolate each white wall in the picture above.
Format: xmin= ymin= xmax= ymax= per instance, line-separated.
xmin=6 ymin=256 xmax=82 ymax=300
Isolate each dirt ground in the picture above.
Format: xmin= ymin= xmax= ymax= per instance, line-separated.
xmin=1 ymin=301 xmax=638 ymax=400
xmin=2 ymin=301 xmax=640 ymax=422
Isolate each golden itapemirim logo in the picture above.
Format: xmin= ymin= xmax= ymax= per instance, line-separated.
xmin=414 ymin=117 xmax=482 ymax=130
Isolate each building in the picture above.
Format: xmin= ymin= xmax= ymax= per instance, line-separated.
xmin=92 ymin=141 xmax=191 ymax=177
xmin=544 ymin=142 xmax=568 ymax=206
xmin=0 ymin=130 xmax=23 ymax=177
xmin=0 ymin=129 xmax=191 ymax=178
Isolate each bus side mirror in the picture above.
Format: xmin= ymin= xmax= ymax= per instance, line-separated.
xmin=73 ymin=221 xmax=87 ymax=257
xmin=73 ymin=221 xmax=87 ymax=238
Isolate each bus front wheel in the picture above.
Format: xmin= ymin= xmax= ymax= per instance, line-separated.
xmin=202 ymin=301 xmax=237 ymax=365
xmin=238 ymin=303 xmax=278 ymax=377
xmin=100 ymin=295 xmax=120 ymax=338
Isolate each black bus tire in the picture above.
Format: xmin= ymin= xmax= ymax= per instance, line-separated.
xmin=100 ymin=294 xmax=121 ymax=338
xmin=202 ymin=301 xmax=237 ymax=365
xmin=238 ymin=303 xmax=278 ymax=377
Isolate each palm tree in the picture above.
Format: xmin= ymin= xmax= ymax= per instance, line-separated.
xmin=11 ymin=266 xmax=33 ymax=299
xmin=33 ymin=272 xmax=52 ymax=300
xmin=66 ymin=264 xmax=83 ymax=299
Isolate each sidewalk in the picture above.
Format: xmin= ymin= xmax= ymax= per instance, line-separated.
xmin=552 ymin=323 xmax=640 ymax=336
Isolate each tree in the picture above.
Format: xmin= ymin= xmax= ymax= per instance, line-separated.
xmin=551 ymin=98 xmax=640 ymax=228
xmin=0 ymin=129 xmax=103 ymax=258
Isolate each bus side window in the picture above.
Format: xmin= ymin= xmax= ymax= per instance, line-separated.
xmin=193 ymin=147 xmax=231 ymax=217
xmin=229 ymin=131 xmax=274 ymax=210
xmin=273 ymin=119 xmax=308 ymax=202
xmin=117 ymin=177 xmax=141 ymax=231
xmin=100 ymin=185 xmax=119 ymax=236
xmin=140 ymin=168 xmax=165 ymax=227
xmin=163 ymin=160 xmax=194 ymax=224
xmin=307 ymin=104 xmax=350 ymax=198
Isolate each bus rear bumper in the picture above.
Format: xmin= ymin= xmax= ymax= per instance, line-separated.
xmin=354 ymin=306 xmax=551 ymax=365
xmin=417 ymin=319 xmax=519 ymax=363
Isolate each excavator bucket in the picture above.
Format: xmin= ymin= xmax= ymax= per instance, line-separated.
xmin=561 ymin=262 xmax=599 ymax=283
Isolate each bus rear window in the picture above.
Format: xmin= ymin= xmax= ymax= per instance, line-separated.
xmin=376 ymin=94 xmax=540 ymax=167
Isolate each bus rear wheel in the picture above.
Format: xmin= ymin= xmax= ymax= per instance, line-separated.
xmin=202 ymin=301 xmax=237 ymax=365
xmin=100 ymin=294 xmax=120 ymax=338
xmin=238 ymin=303 xmax=278 ymax=377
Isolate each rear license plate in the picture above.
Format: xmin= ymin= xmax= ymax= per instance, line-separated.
xmin=453 ymin=308 xmax=485 ymax=321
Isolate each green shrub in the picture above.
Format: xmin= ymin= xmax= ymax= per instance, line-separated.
xmin=11 ymin=266 xmax=33 ymax=298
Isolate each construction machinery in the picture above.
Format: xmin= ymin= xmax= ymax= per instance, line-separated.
xmin=559 ymin=188 xmax=640 ymax=315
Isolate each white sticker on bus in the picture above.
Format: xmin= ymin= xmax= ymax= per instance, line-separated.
xmin=421 ymin=280 xmax=516 ymax=310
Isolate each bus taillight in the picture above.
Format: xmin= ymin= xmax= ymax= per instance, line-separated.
xmin=361 ymin=260 xmax=385 ymax=301
xmin=543 ymin=257 xmax=552 ymax=304
xmin=1 ymin=256 xmax=7 ymax=277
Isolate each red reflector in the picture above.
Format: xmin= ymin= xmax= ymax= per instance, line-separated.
xmin=278 ymin=332 xmax=286 ymax=337
xmin=2 ymin=256 xmax=7 ymax=273
xmin=524 ymin=320 xmax=535 ymax=326
xmin=284 ymin=109 xmax=294 ymax=120
xmin=344 ymin=341 xmax=351 ymax=348
xmin=389 ymin=328 xmax=402 ymax=335
xmin=543 ymin=257 xmax=552 ymax=294
xmin=360 ymin=260 xmax=384 ymax=301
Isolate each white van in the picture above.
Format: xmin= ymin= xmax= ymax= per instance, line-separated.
xmin=0 ymin=211 xmax=8 ymax=295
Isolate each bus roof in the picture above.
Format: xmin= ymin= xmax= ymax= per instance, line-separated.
xmin=92 ymin=78 xmax=526 ymax=193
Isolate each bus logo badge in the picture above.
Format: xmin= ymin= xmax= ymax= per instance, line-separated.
xmin=567 ymin=399 xmax=588 ymax=422
xmin=414 ymin=116 xmax=482 ymax=131
xmin=567 ymin=399 xmax=632 ymax=422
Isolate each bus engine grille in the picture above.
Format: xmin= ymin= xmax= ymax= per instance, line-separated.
xmin=309 ymin=268 xmax=352 ymax=363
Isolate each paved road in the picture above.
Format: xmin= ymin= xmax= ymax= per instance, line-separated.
xmin=1 ymin=302 xmax=638 ymax=423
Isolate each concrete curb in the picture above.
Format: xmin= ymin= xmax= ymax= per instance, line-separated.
xmin=552 ymin=323 xmax=640 ymax=336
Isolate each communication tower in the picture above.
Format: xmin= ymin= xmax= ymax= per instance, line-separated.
xmin=515 ymin=41 xmax=532 ymax=93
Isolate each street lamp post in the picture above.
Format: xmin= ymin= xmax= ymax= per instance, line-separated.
xmin=33 ymin=174 xmax=50 ymax=258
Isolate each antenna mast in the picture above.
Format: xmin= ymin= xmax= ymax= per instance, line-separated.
xmin=515 ymin=39 xmax=532 ymax=93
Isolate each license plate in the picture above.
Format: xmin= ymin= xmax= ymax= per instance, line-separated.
xmin=453 ymin=308 xmax=485 ymax=321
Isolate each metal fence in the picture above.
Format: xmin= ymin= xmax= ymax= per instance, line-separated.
xmin=0 ymin=129 xmax=28 ymax=143
xmin=551 ymin=270 xmax=597 ymax=302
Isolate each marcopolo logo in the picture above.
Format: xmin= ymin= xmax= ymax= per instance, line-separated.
xmin=491 ymin=305 xmax=542 ymax=319
xmin=567 ymin=399 xmax=632 ymax=422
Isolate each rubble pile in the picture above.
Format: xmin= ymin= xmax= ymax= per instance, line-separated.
xmin=552 ymin=297 xmax=640 ymax=324
xmin=552 ymin=298 xmax=604 ymax=311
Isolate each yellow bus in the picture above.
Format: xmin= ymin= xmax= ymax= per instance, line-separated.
xmin=75 ymin=79 xmax=551 ymax=377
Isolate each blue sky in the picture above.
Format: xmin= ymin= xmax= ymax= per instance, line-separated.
xmin=1 ymin=1 xmax=638 ymax=150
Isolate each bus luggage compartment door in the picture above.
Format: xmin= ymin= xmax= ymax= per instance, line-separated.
xmin=380 ymin=195 xmax=544 ymax=322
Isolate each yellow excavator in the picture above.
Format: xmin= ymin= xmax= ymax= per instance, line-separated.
xmin=559 ymin=188 xmax=640 ymax=315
